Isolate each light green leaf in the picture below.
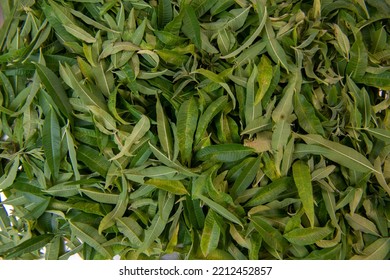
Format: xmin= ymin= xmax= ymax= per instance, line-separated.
xmin=231 ymin=156 xmax=262 ymax=198
xmin=284 ymin=225 xmax=333 ymax=246
xmin=293 ymin=91 xmax=324 ymax=135
xmin=77 ymin=145 xmax=110 ymax=176
xmin=43 ymin=108 xmax=61 ymax=179
xmin=293 ymin=160 xmax=315 ymax=227
xmin=198 ymin=194 xmax=242 ymax=227
xmin=251 ymin=216 xmax=288 ymax=252
xmin=264 ymin=19 xmax=291 ymax=72
xmin=201 ymin=210 xmax=220 ymax=257
xmin=182 ymin=5 xmax=201 ymax=49
xmin=69 ymin=221 xmax=113 ymax=259
xmin=196 ymin=144 xmax=254 ymax=163
xmin=145 ymin=178 xmax=188 ymax=195
xmin=5 ymin=234 xmax=54 ymax=259
xmin=246 ymin=177 xmax=293 ymax=207
xmin=111 ymin=115 xmax=150 ymax=161
xmin=35 ymin=63 xmax=72 ymax=119
xmin=136 ymin=191 xmax=174 ymax=255
xmin=298 ymin=134 xmax=378 ymax=174
xmin=98 ymin=183 xmax=128 ymax=234
xmin=345 ymin=213 xmax=381 ymax=236
xmin=63 ymin=23 xmax=96 ymax=43
xmin=351 ymin=238 xmax=390 ymax=260
xmin=177 ymin=97 xmax=198 ymax=166
xmin=116 ymin=217 xmax=143 ymax=248
xmin=156 ymin=96 xmax=173 ymax=159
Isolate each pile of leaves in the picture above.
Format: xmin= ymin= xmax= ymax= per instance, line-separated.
xmin=1 ymin=0 xmax=390 ymax=260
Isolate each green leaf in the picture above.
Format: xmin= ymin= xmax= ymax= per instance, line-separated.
xmin=293 ymin=91 xmax=324 ymax=135
xmin=35 ymin=63 xmax=72 ymax=119
xmin=81 ymin=187 xmax=119 ymax=204
xmin=136 ymin=191 xmax=174 ymax=255
xmin=293 ymin=160 xmax=315 ymax=227
xmin=5 ymin=234 xmax=54 ymax=259
xmin=63 ymin=23 xmax=96 ymax=43
xmin=116 ymin=217 xmax=143 ymax=248
xmin=110 ymin=115 xmax=150 ymax=161
xmin=62 ymin=63 xmax=108 ymax=111
xmin=251 ymin=216 xmax=288 ymax=252
xmin=284 ymin=225 xmax=333 ymax=246
xmin=346 ymin=32 xmax=367 ymax=80
xmin=350 ymin=238 xmax=390 ymax=260
xmin=365 ymin=128 xmax=390 ymax=144
xmin=177 ymin=97 xmax=198 ymax=166
xmin=43 ymin=108 xmax=61 ymax=179
xmin=98 ymin=182 xmax=128 ymax=234
xmin=245 ymin=177 xmax=293 ymax=207
xmin=220 ymin=6 xmax=267 ymax=59
xmin=196 ymin=144 xmax=254 ymax=163
xmin=69 ymin=220 xmax=113 ymax=259
xmin=264 ymin=19 xmax=291 ymax=72
xmin=356 ymin=71 xmax=390 ymax=90
xmin=182 ymin=5 xmax=201 ymax=49
xmin=200 ymin=210 xmax=220 ymax=257
xmin=144 ymin=178 xmax=188 ymax=195
xmin=345 ymin=213 xmax=381 ymax=236
xmin=298 ymin=134 xmax=378 ymax=174
xmin=77 ymin=145 xmax=110 ymax=177
xmin=198 ymin=194 xmax=242 ymax=227
xmin=156 ymin=96 xmax=173 ymax=159
xmin=195 ymin=96 xmax=228 ymax=145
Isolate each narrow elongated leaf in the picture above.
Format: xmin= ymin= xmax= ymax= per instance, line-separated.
xmin=116 ymin=217 xmax=143 ymax=247
xmin=196 ymin=144 xmax=254 ymax=163
xmin=182 ymin=6 xmax=201 ymax=49
xmin=284 ymin=226 xmax=333 ymax=246
xmin=35 ymin=63 xmax=72 ymax=119
xmin=177 ymin=98 xmax=198 ymax=166
xmin=345 ymin=213 xmax=381 ymax=236
xmin=0 ymin=155 xmax=20 ymax=190
xmin=198 ymin=194 xmax=242 ymax=227
xmin=251 ymin=216 xmax=288 ymax=252
xmin=5 ymin=234 xmax=54 ymax=259
xmin=63 ymin=23 xmax=96 ymax=43
xmin=246 ymin=177 xmax=293 ymax=207
xmin=201 ymin=210 xmax=220 ymax=257
xmin=220 ymin=6 xmax=267 ymax=59
xmin=69 ymin=221 xmax=113 ymax=259
xmin=264 ymin=19 xmax=291 ymax=72
xmin=294 ymin=91 xmax=324 ymax=135
xmin=98 ymin=184 xmax=128 ymax=234
xmin=77 ymin=145 xmax=110 ymax=176
xmin=357 ymin=71 xmax=390 ymax=90
xmin=293 ymin=160 xmax=315 ymax=227
xmin=136 ymin=191 xmax=174 ymax=255
xmin=298 ymin=134 xmax=377 ymax=174
xmin=111 ymin=115 xmax=150 ymax=161
xmin=156 ymin=96 xmax=173 ymax=159
xmin=43 ymin=109 xmax=61 ymax=179
xmin=145 ymin=178 xmax=188 ymax=195
xmin=346 ymin=32 xmax=367 ymax=79
xmin=231 ymin=156 xmax=262 ymax=198
xmin=365 ymin=128 xmax=390 ymax=144
xmin=148 ymin=142 xmax=197 ymax=177
xmin=195 ymin=96 xmax=228 ymax=145
xmin=350 ymin=238 xmax=390 ymax=260
xmin=62 ymin=64 xmax=107 ymax=111
xmin=81 ymin=187 xmax=119 ymax=204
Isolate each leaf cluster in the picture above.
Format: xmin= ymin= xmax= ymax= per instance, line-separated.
xmin=0 ymin=0 xmax=390 ymax=260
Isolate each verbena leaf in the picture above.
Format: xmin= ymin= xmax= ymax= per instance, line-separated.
xmin=293 ymin=160 xmax=315 ymax=228
xmin=43 ymin=108 xmax=61 ymax=179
